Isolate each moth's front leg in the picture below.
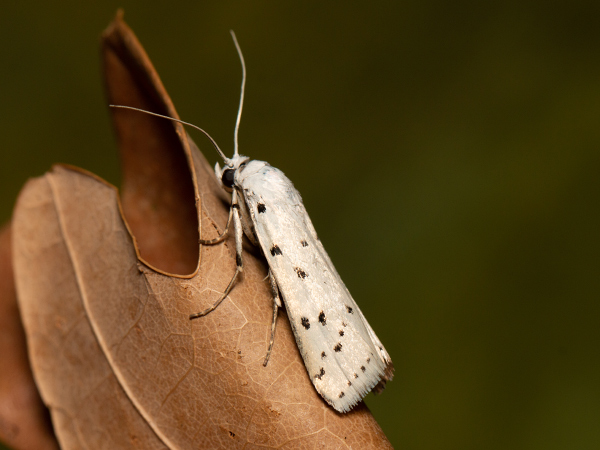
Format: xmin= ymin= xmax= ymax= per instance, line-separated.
xmin=189 ymin=190 xmax=244 ymax=320
xmin=199 ymin=191 xmax=235 ymax=245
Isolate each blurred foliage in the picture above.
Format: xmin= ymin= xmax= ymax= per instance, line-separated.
xmin=2 ymin=1 xmax=600 ymax=449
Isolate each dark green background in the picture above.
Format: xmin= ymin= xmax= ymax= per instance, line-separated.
xmin=2 ymin=2 xmax=600 ymax=449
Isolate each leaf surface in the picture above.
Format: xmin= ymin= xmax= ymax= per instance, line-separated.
xmin=0 ymin=224 xmax=59 ymax=450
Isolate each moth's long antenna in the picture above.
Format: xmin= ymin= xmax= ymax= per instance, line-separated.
xmin=109 ymin=105 xmax=229 ymax=162
xmin=230 ymin=30 xmax=245 ymax=158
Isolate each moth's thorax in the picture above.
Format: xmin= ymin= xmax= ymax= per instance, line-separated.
xmin=237 ymin=161 xmax=298 ymax=202
xmin=235 ymin=159 xmax=269 ymax=186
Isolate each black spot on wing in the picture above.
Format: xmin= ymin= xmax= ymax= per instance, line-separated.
xmin=353 ymin=373 xmax=359 ymax=379
xmin=319 ymin=311 xmax=326 ymax=325
xmin=301 ymin=317 xmax=310 ymax=329
xmin=361 ymin=366 xmax=366 ymax=372
xmin=321 ymin=351 xmax=326 ymax=359
xmin=301 ymin=240 xmax=308 ymax=247
xmin=334 ymin=343 xmax=342 ymax=352
xmin=295 ymin=268 xmax=308 ymax=279
xmin=339 ymin=330 xmax=344 ymax=336
xmin=346 ymin=305 xmax=353 ymax=314
xmin=315 ymin=367 xmax=325 ymax=380
xmin=338 ymin=391 xmax=345 ymax=398
xmin=347 ymin=381 xmax=352 ymax=386
xmin=270 ymin=244 xmax=282 ymax=256
xmin=257 ymin=203 xmax=266 ymax=213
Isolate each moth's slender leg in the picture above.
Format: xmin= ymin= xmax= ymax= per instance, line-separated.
xmin=263 ymin=270 xmax=282 ymax=366
xmin=199 ymin=191 xmax=237 ymax=245
xmin=189 ymin=191 xmax=244 ymax=320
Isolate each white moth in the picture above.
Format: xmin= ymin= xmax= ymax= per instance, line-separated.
xmin=111 ymin=31 xmax=393 ymax=413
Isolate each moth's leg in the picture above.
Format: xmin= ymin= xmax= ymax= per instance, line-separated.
xmin=199 ymin=190 xmax=237 ymax=245
xmin=189 ymin=193 xmax=244 ymax=320
xmin=263 ymin=270 xmax=282 ymax=366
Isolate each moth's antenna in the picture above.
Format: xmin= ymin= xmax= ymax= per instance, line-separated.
xmin=109 ymin=105 xmax=229 ymax=162
xmin=230 ymin=30 xmax=245 ymax=158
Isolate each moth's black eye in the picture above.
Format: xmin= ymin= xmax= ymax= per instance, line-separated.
xmin=222 ymin=169 xmax=235 ymax=188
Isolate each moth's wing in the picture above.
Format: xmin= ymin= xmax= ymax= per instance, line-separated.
xmin=294 ymin=197 xmax=394 ymax=392
xmin=305 ymin=212 xmax=394 ymax=387
xmin=240 ymin=164 xmax=393 ymax=412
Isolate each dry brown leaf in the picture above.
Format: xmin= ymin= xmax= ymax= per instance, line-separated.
xmin=11 ymin=12 xmax=393 ymax=449
xmin=0 ymin=224 xmax=59 ymax=450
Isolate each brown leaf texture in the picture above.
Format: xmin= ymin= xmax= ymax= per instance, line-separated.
xmin=0 ymin=224 xmax=59 ymax=450
xmin=11 ymin=12 xmax=393 ymax=449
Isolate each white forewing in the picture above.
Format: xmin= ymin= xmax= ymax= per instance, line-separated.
xmin=236 ymin=160 xmax=393 ymax=412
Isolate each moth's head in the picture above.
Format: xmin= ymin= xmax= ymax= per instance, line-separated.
xmin=214 ymin=154 xmax=250 ymax=191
